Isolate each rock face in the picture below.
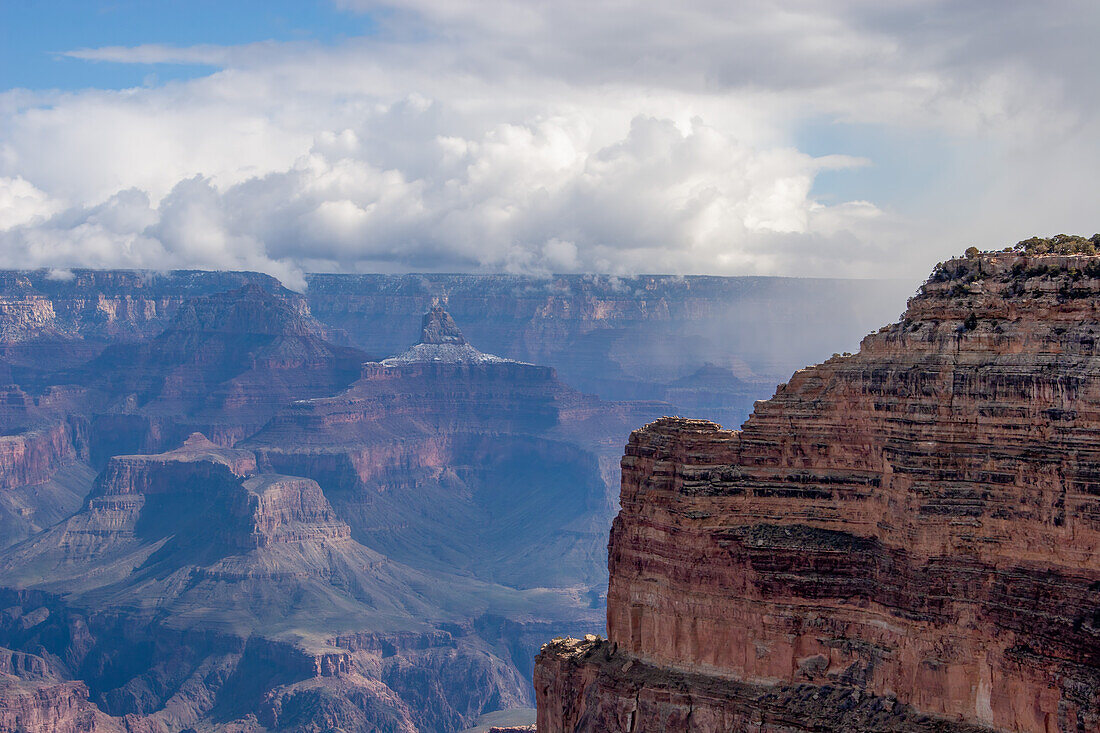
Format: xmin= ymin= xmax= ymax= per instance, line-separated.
xmin=304 ymin=273 xmax=908 ymax=427
xmin=0 ymin=269 xmax=288 ymax=385
xmin=0 ymin=435 xmax=586 ymax=732
xmin=77 ymin=284 xmax=366 ymax=461
xmin=0 ymin=386 xmax=94 ymax=549
xmin=246 ymin=308 xmax=669 ymax=591
xmin=536 ymin=251 xmax=1100 ymax=733
xmin=0 ymin=269 xmax=285 ymax=344
xmin=0 ymin=648 xmax=123 ymax=733
xmin=535 ymin=637 xmax=993 ymax=733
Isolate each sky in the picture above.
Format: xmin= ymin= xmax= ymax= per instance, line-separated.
xmin=0 ymin=0 xmax=1098 ymax=287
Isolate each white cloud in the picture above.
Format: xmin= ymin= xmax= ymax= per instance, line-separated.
xmin=0 ymin=110 xmax=887 ymax=281
xmin=0 ymin=177 xmax=58 ymax=230
xmin=0 ymin=0 xmax=1097 ymax=282
xmin=63 ymin=44 xmax=237 ymax=66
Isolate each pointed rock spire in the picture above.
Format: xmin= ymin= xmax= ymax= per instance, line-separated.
xmin=419 ymin=305 xmax=466 ymax=345
xmin=381 ymin=306 xmax=513 ymax=365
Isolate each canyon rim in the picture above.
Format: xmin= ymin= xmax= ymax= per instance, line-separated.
xmin=536 ymin=242 xmax=1100 ymax=733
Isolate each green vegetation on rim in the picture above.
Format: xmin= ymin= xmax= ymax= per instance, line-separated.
xmin=1012 ymin=234 xmax=1100 ymax=256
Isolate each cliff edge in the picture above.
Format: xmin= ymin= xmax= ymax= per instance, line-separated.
xmin=536 ymin=244 xmax=1100 ymax=733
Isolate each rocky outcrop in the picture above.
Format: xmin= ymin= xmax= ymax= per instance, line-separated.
xmin=0 ymin=419 xmax=81 ymax=492
xmin=0 ymin=386 xmax=95 ymax=549
xmin=303 ymin=273 xmax=906 ymax=423
xmin=537 ymin=250 xmax=1100 ymax=733
xmin=77 ymin=284 xmax=365 ymax=461
xmin=246 ymin=308 xmax=669 ymax=590
xmin=535 ymin=637 xmax=990 ymax=733
xmin=0 ymin=434 xmax=595 ymax=732
xmin=0 ymin=386 xmax=89 ymax=489
xmin=0 ymin=646 xmax=124 ymax=733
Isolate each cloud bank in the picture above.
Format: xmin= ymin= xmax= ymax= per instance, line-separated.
xmin=1 ymin=0 xmax=1097 ymax=285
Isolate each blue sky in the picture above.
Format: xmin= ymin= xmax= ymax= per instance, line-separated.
xmin=0 ymin=1 xmax=1097 ymax=282
xmin=0 ymin=0 xmax=373 ymax=90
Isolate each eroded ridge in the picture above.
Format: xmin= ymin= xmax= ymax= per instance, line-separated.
xmin=538 ymin=249 xmax=1100 ymax=733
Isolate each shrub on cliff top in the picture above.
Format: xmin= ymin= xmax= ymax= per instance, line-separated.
xmin=1013 ymin=234 xmax=1100 ymax=255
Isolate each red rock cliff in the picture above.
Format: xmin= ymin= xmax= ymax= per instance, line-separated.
xmin=536 ymin=250 xmax=1100 ymax=733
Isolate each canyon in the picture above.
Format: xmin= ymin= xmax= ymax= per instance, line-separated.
xmin=0 ymin=268 xmax=903 ymax=730
xmin=536 ymin=248 xmax=1100 ymax=732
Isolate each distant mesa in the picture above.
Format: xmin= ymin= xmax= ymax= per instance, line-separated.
xmin=169 ymin=282 xmax=328 ymax=338
xmin=381 ymin=305 xmax=512 ymax=366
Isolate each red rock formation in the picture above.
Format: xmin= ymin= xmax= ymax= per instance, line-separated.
xmin=537 ymin=251 xmax=1100 ymax=733
xmin=0 ymin=385 xmax=88 ymax=490
xmin=0 ymin=420 xmax=80 ymax=492
xmin=246 ymin=307 xmax=669 ymax=589
xmin=0 ymin=433 xmax=588 ymax=732
xmin=79 ymin=284 xmax=366 ymax=461
xmin=0 ymin=386 xmax=94 ymax=549
xmin=0 ymin=648 xmax=124 ymax=733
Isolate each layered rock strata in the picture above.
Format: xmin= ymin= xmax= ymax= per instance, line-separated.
xmin=78 ymin=284 xmax=365 ymax=461
xmin=0 ymin=270 xmax=290 ymax=386
xmin=1 ymin=269 xmax=906 ymax=428
xmin=246 ymin=307 xmax=669 ymax=590
xmin=0 ymin=657 xmax=122 ymax=733
xmin=0 ymin=269 xmax=285 ymax=343
xmin=537 ymin=251 xmax=1100 ymax=733
xmin=536 ymin=637 xmax=992 ymax=733
xmin=0 ymin=434 xmax=591 ymax=732
xmin=0 ymin=386 xmax=94 ymax=548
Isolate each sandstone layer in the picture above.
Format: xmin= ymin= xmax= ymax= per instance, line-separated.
xmin=0 ymin=435 xmax=591 ymax=732
xmin=246 ymin=307 xmax=669 ymax=590
xmin=0 ymin=385 xmax=95 ymax=549
xmin=77 ymin=284 xmax=365 ymax=461
xmin=307 ymin=273 xmax=909 ymax=428
xmin=537 ymin=251 xmax=1100 ymax=733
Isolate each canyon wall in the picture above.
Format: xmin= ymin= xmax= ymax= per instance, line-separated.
xmin=0 ymin=269 xmax=284 ymax=343
xmin=0 ymin=386 xmax=94 ymax=549
xmin=0 ymin=269 xmax=906 ymax=429
xmin=537 ymin=251 xmax=1100 ymax=733
xmin=304 ymin=273 xmax=908 ymax=426
xmin=246 ymin=307 xmax=668 ymax=591
xmin=0 ymin=435 xmax=590 ymax=732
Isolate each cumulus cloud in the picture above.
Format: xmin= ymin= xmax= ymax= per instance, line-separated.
xmin=0 ymin=177 xmax=58 ymax=230
xmin=0 ymin=0 xmax=1097 ymax=283
xmin=0 ymin=111 xmax=885 ymax=283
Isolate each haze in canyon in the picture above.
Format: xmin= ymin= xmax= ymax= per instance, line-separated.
xmin=2 ymin=1 xmax=1099 ymax=732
